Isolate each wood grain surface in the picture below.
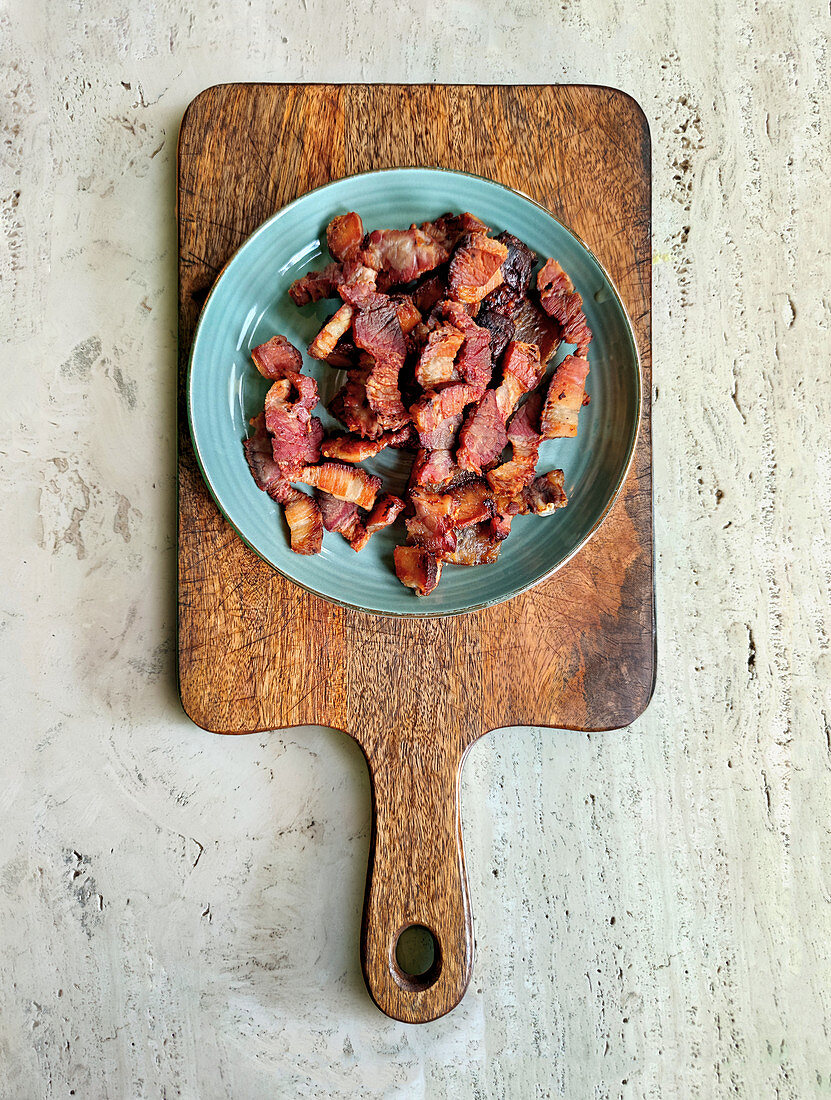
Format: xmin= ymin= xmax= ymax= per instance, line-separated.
xmin=177 ymin=83 xmax=653 ymax=1022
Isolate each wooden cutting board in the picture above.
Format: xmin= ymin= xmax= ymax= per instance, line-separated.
xmin=177 ymin=84 xmax=654 ymax=1023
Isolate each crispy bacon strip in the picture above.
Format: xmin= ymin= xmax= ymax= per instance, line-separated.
xmin=393 ymin=545 xmax=443 ymax=596
xmin=242 ymin=413 xmax=304 ymax=504
xmin=524 ymin=469 xmax=568 ymax=515
xmin=361 ymin=227 xmax=449 ymax=283
xmin=327 ymin=212 xmax=364 ymax=262
xmin=289 ymin=261 xmax=343 ymax=306
xmin=540 ymin=355 xmax=590 ymax=439
xmin=320 ymin=425 xmax=413 ymax=463
xmin=295 ymin=461 xmax=381 ymax=510
xmin=448 ymin=233 xmax=508 ymax=304
xmin=308 ymin=303 xmax=355 ymax=361
xmin=251 ymin=334 xmax=304 ymax=379
xmin=283 ymin=494 xmax=323 ymax=554
xmin=350 ymin=493 xmax=406 ymax=552
xmin=536 ymin=258 xmax=593 ymax=355
xmin=415 ymin=324 xmax=464 ymax=389
xmin=438 ymin=522 xmax=502 ymax=565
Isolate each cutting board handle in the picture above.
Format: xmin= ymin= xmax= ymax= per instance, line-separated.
xmin=360 ymin=739 xmax=473 ymax=1023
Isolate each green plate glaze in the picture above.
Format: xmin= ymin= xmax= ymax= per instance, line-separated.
xmin=187 ymin=168 xmax=641 ymax=618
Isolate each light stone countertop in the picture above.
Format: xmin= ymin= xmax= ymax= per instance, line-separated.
xmin=2 ymin=1 xmax=830 ymax=1097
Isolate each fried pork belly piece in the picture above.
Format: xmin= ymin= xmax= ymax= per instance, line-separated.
xmin=324 ymin=332 xmax=360 ymax=369
xmin=447 ymin=479 xmax=496 ymax=528
xmin=495 ymin=231 xmax=537 ymax=296
xmin=418 ymin=483 xmax=492 ymax=536
xmin=448 ymin=233 xmax=509 ymax=304
xmin=423 ymin=212 xmax=489 ymax=251
xmin=316 ymin=489 xmax=363 ymax=537
xmin=410 ymin=382 xmax=482 ymax=450
xmin=392 ymin=296 xmax=423 ymax=334
xmin=320 ymin=425 xmax=413 ymax=463
xmin=495 ymin=340 xmax=543 ymax=419
xmin=393 ymin=545 xmax=443 ymax=596
xmin=308 ymin=303 xmax=355 ymax=360
xmin=486 ymin=394 xmax=542 ymax=504
xmin=414 ymin=324 xmax=464 ymax=389
xmin=405 ymin=516 xmax=457 ymax=556
xmin=361 ymin=227 xmax=449 ymax=283
xmin=488 ymin=511 xmax=516 ymax=541
xmin=482 ymin=283 xmax=523 ymax=316
xmin=536 ymin=258 xmax=593 ymax=355
xmin=440 ymin=301 xmax=493 ymax=389
xmin=289 ymin=261 xmax=344 ymax=305
xmin=412 ymin=273 xmax=447 ymax=315
xmin=438 ymin=522 xmax=502 ymax=565
xmin=489 ymin=465 xmax=568 ymax=540
xmin=524 ymin=469 xmax=568 ymax=515
xmin=539 ymin=355 xmax=590 ymax=439
xmin=336 ymin=262 xmax=380 ymax=309
xmin=295 ymin=461 xmax=382 ymax=510
xmin=243 ymin=413 xmax=304 ymax=504
xmin=283 ymin=494 xmax=323 ymax=554
xmin=365 ymin=358 xmax=411 ymax=428
xmin=476 ymin=307 xmax=515 ymax=361
xmin=456 ymin=389 xmax=508 ymax=473
xmin=251 ymin=334 xmax=304 ymax=379
xmin=327 ymin=212 xmax=364 ymax=262
xmin=350 ymin=493 xmax=406 ymax=552
xmin=353 ymin=299 xmax=409 ymax=426
xmin=510 ymin=296 xmax=562 ymax=364
xmin=329 ymin=370 xmax=384 ymax=439
xmin=406 ymin=479 xmax=495 ymax=553
xmin=263 ymin=375 xmax=323 ymax=471
xmin=409 ymin=448 xmax=471 ymax=492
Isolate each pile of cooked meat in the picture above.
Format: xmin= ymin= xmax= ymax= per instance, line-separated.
xmin=242 ymin=210 xmax=593 ymax=596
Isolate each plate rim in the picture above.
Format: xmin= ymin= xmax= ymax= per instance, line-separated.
xmin=186 ymin=165 xmax=643 ymax=619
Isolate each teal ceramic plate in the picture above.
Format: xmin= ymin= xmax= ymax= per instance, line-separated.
xmin=188 ymin=168 xmax=641 ymax=618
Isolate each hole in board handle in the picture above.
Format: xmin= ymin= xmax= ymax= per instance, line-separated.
xmin=391 ymin=924 xmax=442 ymax=991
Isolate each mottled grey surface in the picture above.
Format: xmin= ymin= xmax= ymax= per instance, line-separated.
xmin=2 ymin=1 xmax=830 ymax=1096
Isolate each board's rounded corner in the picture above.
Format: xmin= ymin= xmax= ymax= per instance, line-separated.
xmin=606 ymin=644 xmax=658 ymax=730
xmin=600 ymin=86 xmax=652 ymax=150
xmin=179 ymin=84 xmax=232 ymax=143
xmin=177 ymin=678 xmax=225 ymax=735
